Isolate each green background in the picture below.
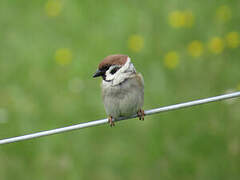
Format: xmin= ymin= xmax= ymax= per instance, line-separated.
xmin=0 ymin=0 xmax=240 ymax=179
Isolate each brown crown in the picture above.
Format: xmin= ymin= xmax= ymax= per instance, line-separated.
xmin=98 ymin=54 xmax=128 ymax=70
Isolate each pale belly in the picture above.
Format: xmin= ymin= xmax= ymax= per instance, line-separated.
xmin=102 ymin=77 xmax=144 ymax=119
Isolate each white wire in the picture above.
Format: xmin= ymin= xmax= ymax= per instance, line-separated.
xmin=0 ymin=91 xmax=240 ymax=145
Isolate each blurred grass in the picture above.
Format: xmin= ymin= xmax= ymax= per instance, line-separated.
xmin=0 ymin=0 xmax=240 ymax=179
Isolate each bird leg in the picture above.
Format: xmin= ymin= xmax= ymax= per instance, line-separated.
xmin=137 ymin=109 xmax=145 ymax=120
xmin=108 ymin=116 xmax=115 ymax=127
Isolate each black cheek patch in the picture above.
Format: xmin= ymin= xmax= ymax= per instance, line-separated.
xmin=110 ymin=67 xmax=120 ymax=74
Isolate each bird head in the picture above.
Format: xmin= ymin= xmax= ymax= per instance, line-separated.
xmin=93 ymin=54 xmax=135 ymax=82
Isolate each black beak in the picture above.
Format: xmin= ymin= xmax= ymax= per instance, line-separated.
xmin=93 ymin=69 xmax=104 ymax=78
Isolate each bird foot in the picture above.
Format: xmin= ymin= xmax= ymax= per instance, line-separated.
xmin=137 ymin=109 xmax=145 ymax=120
xmin=108 ymin=116 xmax=115 ymax=127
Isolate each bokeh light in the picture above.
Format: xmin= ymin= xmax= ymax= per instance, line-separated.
xmin=164 ymin=51 xmax=179 ymax=69
xmin=45 ymin=0 xmax=63 ymax=17
xmin=168 ymin=11 xmax=185 ymax=28
xmin=55 ymin=48 xmax=73 ymax=66
xmin=168 ymin=10 xmax=194 ymax=28
xmin=208 ymin=37 xmax=224 ymax=54
xmin=128 ymin=34 xmax=144 ymax=52
xmin=187 ymin=40 xmax=204 ymax=58
xmin=225 ymin=32 xmax=240 ymax=48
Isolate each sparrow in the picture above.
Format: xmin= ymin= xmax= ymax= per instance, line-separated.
xmin=93 ymin=54 xmax=144 ymax=127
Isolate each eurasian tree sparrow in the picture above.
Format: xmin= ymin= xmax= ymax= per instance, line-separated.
xmin=93 ymin=54 xmax=144 ymax=126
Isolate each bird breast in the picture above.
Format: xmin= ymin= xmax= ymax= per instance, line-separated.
xmin=101 ymin=74 xmax=144 ymax=118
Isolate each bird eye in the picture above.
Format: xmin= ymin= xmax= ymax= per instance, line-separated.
xmin=110 ymin=67 xmax=120 ymax=74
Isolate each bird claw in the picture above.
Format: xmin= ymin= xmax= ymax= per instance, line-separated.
xmin=137 ymin=109 xmax=145 ymax=120
xmin=108 ymin=116 xmax=115 ymax=127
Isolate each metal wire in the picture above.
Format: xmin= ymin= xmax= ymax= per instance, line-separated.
xmin=1 ymin=91 xmax=240 ymax=145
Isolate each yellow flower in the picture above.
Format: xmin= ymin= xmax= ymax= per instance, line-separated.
xmin=168 ymin=11 xmax=185 ymax=28
xmin=225 ymin=32 xmax=240 ymax=48
xmin=128 ymin=34 xmax=144 ymax=52
xmin=164 ymin=51 xmax=179 ymax=69
xmin=216 ymin=5 xmax=232 ymax=23
xmin=55 ymin=48 xmax=72 ymax=66
xmin=208 ymin=37 xmax=224 ymax=54
xmin=168 ymin=10 xmax=194 ymax=28
xmin=45 ymin=0 xmax=62 ymax=17
xmin=187 ymin=40 xmax=204 ymax=58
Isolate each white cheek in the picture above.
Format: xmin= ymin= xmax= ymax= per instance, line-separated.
xmin=105 ymin=69 xmax=115 ymax=81
xmin=104 ymin=58 xmax=136 ymax=83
